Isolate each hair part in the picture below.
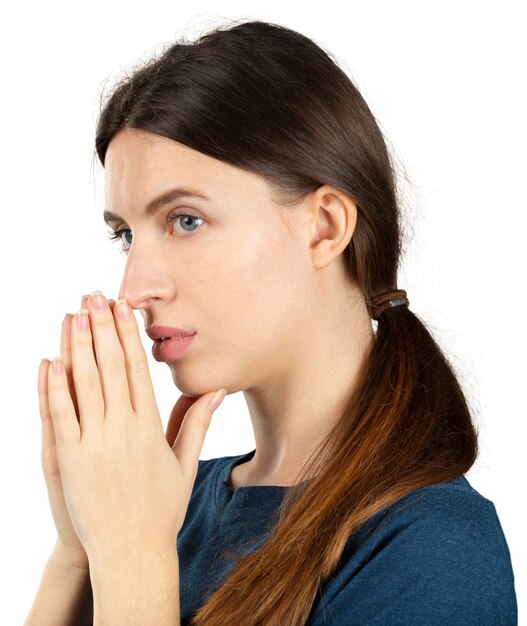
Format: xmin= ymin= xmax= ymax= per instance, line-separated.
xmin=94 ymin=19 xmax=478 ymax=625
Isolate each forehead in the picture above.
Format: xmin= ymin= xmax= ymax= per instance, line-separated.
xmin=105 ymin=129 xmax=222 ymax=185
xmin=104 ymin=128 xmax=275 ymax=210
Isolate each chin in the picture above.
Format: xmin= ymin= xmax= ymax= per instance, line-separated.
xmin=169 ymin=369 xmax=222 ymax=399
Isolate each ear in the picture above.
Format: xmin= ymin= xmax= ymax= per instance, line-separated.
xmin=307 ymin=184 xmax=358 ymax=271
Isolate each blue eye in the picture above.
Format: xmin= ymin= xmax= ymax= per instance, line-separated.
xmin=174 ymin=214 xmax=203 ymax=235
xmin=106 ymin=211 xmax=204 ymax=254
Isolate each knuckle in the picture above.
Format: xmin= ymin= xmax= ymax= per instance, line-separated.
xmin=50 ymin=404 xmax=69 ymax=421
xmin=77 ymin=371 xmax=100 ymax=392
xmin=194 ymin=411 xmax=210 ymax=431
xmin=119 ymin=319 xmax=135 ymax=333
xmin=97 ymin=315 xmax=116 ymax=329
xmin=76 ymin=333 xmax=94 ymax=348
xmin=47 ymin=377 xmax=64 ymax=392
xmin=103 ymin=355 xmax=125 ymax=372
xmin=130 ymin=356 xmax=149 ymax=376
xmin=120 ymin=324 xmax=138 ymax=343
xmin=38 ymin=398 xmax=50 ymax=418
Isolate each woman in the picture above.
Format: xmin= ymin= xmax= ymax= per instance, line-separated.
xmin=26 ymin=19 xmax=516 ymax=625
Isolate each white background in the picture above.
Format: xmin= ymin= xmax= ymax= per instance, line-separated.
xmin=1 ymin=1 xmax=525 ymax=623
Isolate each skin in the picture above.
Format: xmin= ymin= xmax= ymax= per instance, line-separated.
xmin=39 ymin=291 xmax=224 ymax=556
xmin=105 ymin=128 xmax=375 ymax=487
xmin=37 ymin=289 xmax=217 ymax=620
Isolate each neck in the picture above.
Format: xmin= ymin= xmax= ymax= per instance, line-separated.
xmin=238 ymin=284 xmax=374 ymax=487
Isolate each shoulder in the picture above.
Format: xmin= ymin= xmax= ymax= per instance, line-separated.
xmin=308 ymin=476 xmax=517 ymax=625
xmin=372 ymin=476 xmax=509 ymax=554
xmin=360 ymin=476 xmax=516 ymax=591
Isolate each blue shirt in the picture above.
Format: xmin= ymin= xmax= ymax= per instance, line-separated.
xmin=177 ymin=449 xmax=517 ymax=625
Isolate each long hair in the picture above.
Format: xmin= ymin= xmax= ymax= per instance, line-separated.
xmin=94 ymin=19 xmax=478 ymax=626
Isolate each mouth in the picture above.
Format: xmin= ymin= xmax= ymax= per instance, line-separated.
xmin=146 ymin=325 xmax=197 ymax=342
xmin=157 ymin=335 xmax=194 ymax=342
xmin=151 ymin=333 xmax=196 ymax=361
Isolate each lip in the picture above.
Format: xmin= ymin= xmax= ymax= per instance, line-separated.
xmin=152 ymin=334 xmax=196 ymax=362
xmin=145 ymin=325 xmax=196 ymax=341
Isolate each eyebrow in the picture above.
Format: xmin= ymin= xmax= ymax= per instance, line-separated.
xmin=103 ymin=186 xmax=212 ymax=224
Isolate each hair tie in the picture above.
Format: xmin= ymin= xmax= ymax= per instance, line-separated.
xmin=370 ymin=289 xmax=409 ymax=320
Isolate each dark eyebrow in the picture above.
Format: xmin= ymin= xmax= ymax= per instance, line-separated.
xmin=103 ymin=187 xmax=211 ymax=224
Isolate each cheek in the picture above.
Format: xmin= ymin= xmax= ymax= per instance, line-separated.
xmin=219 ymin=228 xmax=312 ymax=340
xmin=182 ymin=220 xmax=312 ymax=345
xmin=171 ymin=227 xmax=313 ymax=391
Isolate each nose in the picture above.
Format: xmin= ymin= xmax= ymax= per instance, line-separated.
xmin=117 ymin=246 xmax=173 ymax=313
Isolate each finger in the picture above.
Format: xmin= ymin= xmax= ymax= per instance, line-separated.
xmin=84 ymin=292 xmax=132 ymax=416
xmin=112 ymin=298 xmax=159 ymax=419
xmin=70 ymin=308 xmax=105 ymax=430
xmin=38 ymin=358 xmax=56 ymax=450
xmin=172 ymin=389 xmax=227 ymax=481
xmin=165 ymin=394 xmax=200 ymax=448
xmin=80 ymin=294 xmax=115 ymax=367
xmin=61 ymin=314 xmax=79 ymax=419
xmin=82 ymin=294 xmax=116 ymax=310
xmin=47 ymin=356 xmax=80 ymax=445
xmin=79 ymin=296 xmax=115 ymax=362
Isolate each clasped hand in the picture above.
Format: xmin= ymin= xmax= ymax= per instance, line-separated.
xmin=40 ymin=291 xmax=226 ymax=562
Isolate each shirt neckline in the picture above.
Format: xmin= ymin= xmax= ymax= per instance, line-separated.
xmin=212 ymin=451 xmax=472 ymax=514
xmin=214 ymin=449 xmax=291 ymax=511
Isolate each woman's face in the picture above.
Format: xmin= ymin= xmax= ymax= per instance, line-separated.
xmin=104 ymin=128 xmax=318 ymax=398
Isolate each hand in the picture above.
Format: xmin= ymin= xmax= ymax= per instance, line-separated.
xmin=44 ymin=291 xmax=226 ymax=562
xmin=37 ymin=294 xmax=111 ymax=571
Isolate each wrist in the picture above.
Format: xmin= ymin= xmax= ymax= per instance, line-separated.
xmin=87 ymin=539 xmax=178 ymax=573
xmin=88 ymin=542 xmax=180 ymax=623
xmin=86 ymin=533 xmax=177 ymax=563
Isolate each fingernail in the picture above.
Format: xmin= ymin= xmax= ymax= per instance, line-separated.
xmin=76 ymin=308 xmax=89 ymax=330
xmin=52 ymin=357 xmax=64 ymax=376
xmin=91 ymin=293 xmax=107 ymax=311
xmin=116 ymin=299 xmax=130 ymax=319
xmin=207 ymin=389 xmax=227 ymax=412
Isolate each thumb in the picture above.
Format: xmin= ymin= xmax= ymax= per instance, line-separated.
xmin=171 ymin=389 xmax=227 ymax=479
xmin=165 ymin=393 xmax=198 ymax=449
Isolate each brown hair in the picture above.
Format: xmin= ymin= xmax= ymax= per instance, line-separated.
xmin=94 ymin=19 xmax=477 ymax=626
